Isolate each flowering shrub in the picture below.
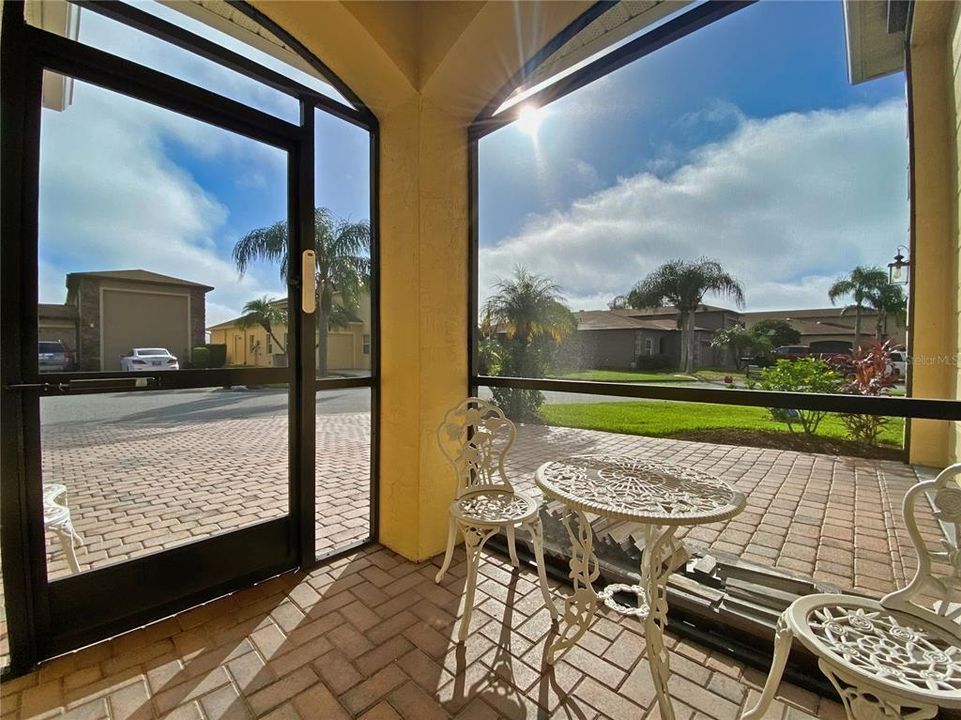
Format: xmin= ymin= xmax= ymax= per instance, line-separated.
xmin=757 ymin=358 xmax=843 ymax=436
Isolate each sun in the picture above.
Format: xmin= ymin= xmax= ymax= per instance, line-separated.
xmin=516 ymin=104 xmax=545 ymax=138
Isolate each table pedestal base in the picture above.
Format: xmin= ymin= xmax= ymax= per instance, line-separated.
xmin=546 ymin=512 xmax=684 ymax=720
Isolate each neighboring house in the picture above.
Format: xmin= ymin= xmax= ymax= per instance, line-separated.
xmin=38 ymin=303 xmax=78 ymax=358
xmin=39 ymin=269 xmax=212 ymax=371
xmin=562 ymin=304 xmax=742 ymax=370
xmin=207 ymin=292 xmax=372 ymax=371
xmin=561 ymin=302 xmax=908 ymax=372
xmin=743 ymin=308 xmax=907 ymax=353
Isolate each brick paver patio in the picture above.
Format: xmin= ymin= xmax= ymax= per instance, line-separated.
xmin=40 ymin=411 xmax=372 ymax=579
xmin=1 ymin=543 xmax=846 ymax=719
xmin=2 ymin=411 xmax=944 ymax=685
xmin=506 ymin=425 xmax=941 ymax=599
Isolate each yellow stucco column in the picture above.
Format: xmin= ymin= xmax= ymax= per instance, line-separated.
xmin=255 ymin=1 xmax=590 ymax=560
xmin=907 ymin=2 xmax=960 ymax=467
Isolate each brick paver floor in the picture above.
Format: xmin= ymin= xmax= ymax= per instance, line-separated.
xmin=506 ymin=425 xmax=943 ymax=599
xmin=2 ymin=416 xmax=944 ymax=674
xmin=1 ymin=543 xmax=846 ymax=719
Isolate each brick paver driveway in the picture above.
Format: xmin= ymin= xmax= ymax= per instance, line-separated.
xmin=39 ymin=388 xmax=372 ymax=579
xmin=0 ymin=391 xmax=942 ymax=672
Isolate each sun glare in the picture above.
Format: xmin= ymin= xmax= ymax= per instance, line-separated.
xmin=516 ymin=104 xmax=545 ymax=138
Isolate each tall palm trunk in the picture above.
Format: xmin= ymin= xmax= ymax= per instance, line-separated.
xmin=678 ymin=311 xmax=689 ymax=372
xmin=265 ymin=327 xmax=285 ymax=354
xmin=686 ymin=311 xmax=696 ymax=373
xmin=853 ymin=305 xmax=862 ymax=351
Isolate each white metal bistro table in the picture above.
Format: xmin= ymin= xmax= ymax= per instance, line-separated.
xmin=536 ymin=454 xmax=746 ymax=720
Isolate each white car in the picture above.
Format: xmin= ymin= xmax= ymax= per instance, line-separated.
xmin=889 ymin=350 xmax=907 ymax=379
xmin=120 ymin=348 xmax=180 ymax=371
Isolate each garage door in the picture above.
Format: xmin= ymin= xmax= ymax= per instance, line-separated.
xmin=101 ymin=290 xmax=190 ymax=370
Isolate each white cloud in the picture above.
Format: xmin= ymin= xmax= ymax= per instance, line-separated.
xmin=479 ymin=100 xmax=909 ymax=312
xmin=38 ymin=79 xmax=285 ymax=327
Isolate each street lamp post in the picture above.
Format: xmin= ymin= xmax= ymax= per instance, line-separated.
xmin=888 ymin=245 xmax=910 ymax=284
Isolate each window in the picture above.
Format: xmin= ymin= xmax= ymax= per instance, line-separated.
xmin=470 ymin=0 xmax=957 ymax=615
xmin=363 ymin=334 xmax=371 ymax=355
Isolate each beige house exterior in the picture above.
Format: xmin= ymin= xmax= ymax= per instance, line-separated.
xmin=207 ymin=292 xmax=372 ymax=371
xmin=39 ymin=269 xmax=212 ymax=371
xmin=743 ymin=307 xmax=907 ymax=354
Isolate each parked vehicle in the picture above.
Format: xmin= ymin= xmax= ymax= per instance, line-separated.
xmin=889 ymin=349 xmax=907 ymax=378
xmin=38 ymin=340 xmax=69 ymax=372
xmin=772 ymin=345 xmax=810 ymax=360
xmin=120 ymin=348 xmax=179 ymax=371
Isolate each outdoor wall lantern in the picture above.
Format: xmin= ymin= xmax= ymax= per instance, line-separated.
xmin=888 ymin=245 xmax=910 ymax=284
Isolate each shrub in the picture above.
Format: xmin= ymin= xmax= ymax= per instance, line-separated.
xmin=203 ymin=343 xmax=227 ymax=369
xmin=832 ymin=340 xmax=898 ymax=447
xmin=635 ymin=354 xmax=674 ymax=371
xmin=477 ymin=337 xmax=503 ymax=376
xmin=191 ymin=346 xmax=211 ymax=368
xmin=757 ymin=358 xmax=843 ymax=436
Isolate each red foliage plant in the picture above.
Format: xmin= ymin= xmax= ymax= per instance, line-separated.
xmin=830 ymin=340 xmax=899 ymax=448
xmin=831 ymin=339 xmax=898 ymax=397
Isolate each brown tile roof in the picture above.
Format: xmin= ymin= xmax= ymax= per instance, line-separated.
xmin=574 ymin=310 xmax=708 ymax=332
xmin=66 ymin=269 xmax=214 ymax=291
xmin=614 ymin=303 xmax=737 ymax=318
xmin=743 ymin=307 xmax=879 ymax=321
xmin=39 ymin=303 xmax=77 ymax=320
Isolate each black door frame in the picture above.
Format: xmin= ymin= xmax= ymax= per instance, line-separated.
xmin=0 ymin=0 xmax=380 ymax=676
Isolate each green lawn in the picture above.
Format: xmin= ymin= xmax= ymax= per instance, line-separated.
xmin=539 ymin=400 xmax=904 ymax=447
xmin=555 ymin=369 xmax=697 ymax=383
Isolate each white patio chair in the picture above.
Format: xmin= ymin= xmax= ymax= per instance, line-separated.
xmin=434 ymin=397 xmax=558 ymax=642
xmin=43 ymin=483 xmax=83 ymax=574
xmin=742 ymin=463 xmax=961 ymax=720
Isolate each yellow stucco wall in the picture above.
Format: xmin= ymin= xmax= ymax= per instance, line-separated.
xmin=908 ymin=2 xmax=960 ymax=467
xmin=209 ymin=322 xmax=370 ymax=370
xmin=952 ymin=4 xmax=961 ymax=463
xmin=251 ymin=1 xmax=590 ymax=560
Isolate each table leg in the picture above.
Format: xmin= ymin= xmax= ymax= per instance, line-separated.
xmin=546 ymin=509 xmax=600 ymax=664
xmin=641 ymin=523 xmax=680 ymax=720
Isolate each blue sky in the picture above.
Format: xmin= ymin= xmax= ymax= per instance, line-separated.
xmin=37 ymin=1 xmax=907 ymax=322
xmin=479 ymin=0 xmax=908 ymax=311
xmin=37 ymin=5 xmax=369 ymax=325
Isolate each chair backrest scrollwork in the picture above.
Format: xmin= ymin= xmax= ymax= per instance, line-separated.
xmin=883 ymin=463 xmax=961 ymax=634
xmin=437 ymin=397 xmax=516 ymax=498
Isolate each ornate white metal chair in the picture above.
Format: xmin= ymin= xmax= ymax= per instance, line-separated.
xmin=43 ymin=483 xmax=83 ymax=574
xmin=743 ymin=463 xmax=961 ymax=720
xmin=434 ymin=397 xmax=559 ymax=642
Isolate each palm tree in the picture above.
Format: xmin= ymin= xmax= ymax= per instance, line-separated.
xmin=827 ymin=266 xmax=890 ymax=350
xmin=866 ymin=282 xmax=906 ymax=340
xmin=624 ymin=258 xmax=745 ymax=373
xmin=233 ymin=207 xmax=370 ymax=377
xmin=483 ymin=268 xmax=576 ymax=348
xmin=237 ymin=297 xmax=288 ymax=355
xmin=482 ymin=267 xmax=575 ymax=420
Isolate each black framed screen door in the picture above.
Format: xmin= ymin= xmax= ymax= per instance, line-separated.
xmin=1 ymin=31 xmax=317 ymax=662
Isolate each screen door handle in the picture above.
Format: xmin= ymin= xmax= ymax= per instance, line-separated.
xmin=302 ymin=250 xmax=316 ymax=314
